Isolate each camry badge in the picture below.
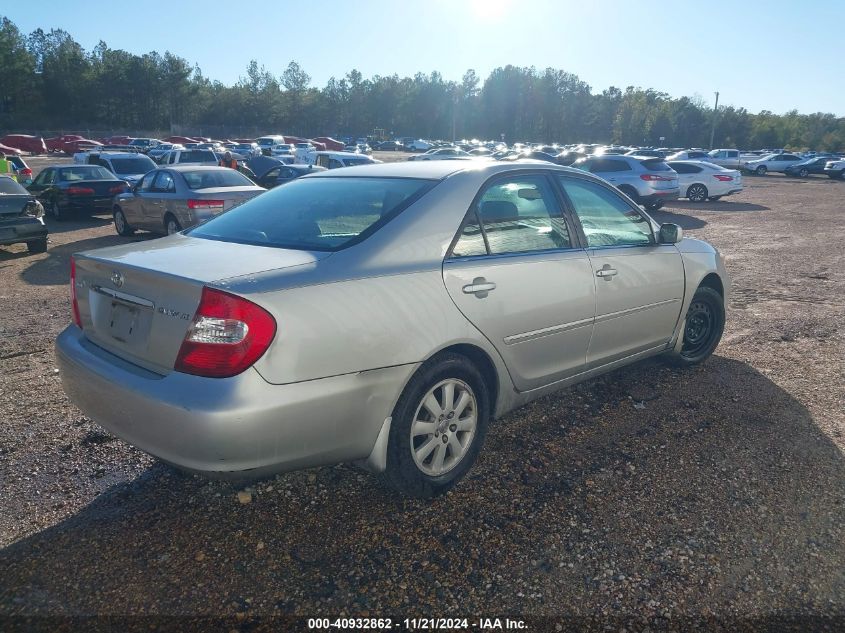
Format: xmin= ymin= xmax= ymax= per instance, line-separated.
xmin=111 ymin=271 xmax=124 ymax=288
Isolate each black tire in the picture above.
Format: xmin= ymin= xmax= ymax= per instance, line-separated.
xmin=164 ymin=214 xmax=182 ymax=235
xmin=798 ymin=168 xmax=809 ymax=178
xmin=618 ymin=185 xmax=639 ymax=204
xmin=113 ymin=207 xmax=134 ymax=236
xmin=49 ymin=200 xmax=66 ymax=221
xmin=666 ymin=286 xmax=725 ymax=367
xmin=687 ymin=183 xmax=708 ymax=203
xmin=755 ymin=165 xmax=767 ymax=176
xmin=27 ymin=239 xmax=47 ymax=254
xmin=708 ymin=196 xmax=722 ymax=202
xmin=382 ymin=352 xmax=490 ymax=498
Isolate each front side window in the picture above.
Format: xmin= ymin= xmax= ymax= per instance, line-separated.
xmin=152 ymin=171 xmax=176 ymax=193
xmin=452 ymin=175 xmax=571 ymax=257
xmin=559 ymin=177 xmax=653 ymax=248
xmin=138 ymin=172 xmax=156 ymax=192
xmin=189 ymin=177 xmax=434 ymax=251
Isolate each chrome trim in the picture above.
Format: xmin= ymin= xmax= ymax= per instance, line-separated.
xmin=503 ymin=317 xmax=594 ymax=345
xmin=594 ymin=298 xmax=680 ymax=324
xmin=91 ymin=285 xmax=155 ymax=308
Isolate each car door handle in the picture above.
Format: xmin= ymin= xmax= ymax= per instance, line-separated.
xmin=462 ymin=278 xmax=496 ymax=296
xmin=595 ymin=266 xmax=618 ymax=279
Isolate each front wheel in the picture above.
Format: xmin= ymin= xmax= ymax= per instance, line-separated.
xmin=687 ymin=183 xmax=708 ymax=203
xmin=164 ymin=215 xmax=182 ymax=235
xmin=666 ymin=286 xmax=725 ymax=366
xmin=798 ymin=168 xmax=809 ymax=178
xmin=755 ymin=166 xmax=767 ymax=176
xmin=382 ymin=353 xmax=490 ymax=498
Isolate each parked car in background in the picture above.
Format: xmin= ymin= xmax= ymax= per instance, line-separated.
xmin=0 ymin=143 xmax=23 ymax=157
xmin=232 ymin=143 xmax=262 ymax=159
xmin=256 ymin=135 xmax=288 ymax=156
xmin=555 ymin=150 xmax=587 ymax=166
xmin=74 ymin=151 xmax=158 ymax=186
xmin=314 ymin=151 xmax=380 ymax=169
xmin=667 ymin=161 xmax=743 ymax=202
xmin=409 ymin=147 xmax=472 ymax=161
xmin=311 ymin=137 xmax=346 ymax=151
xmin=0 ymin=176 xmax=47 ymax=254
xmin=147 ymin=143 xmax=184 ymax=161
xmin=743 ymin=152 xmax=803 ymax=175
xmin=407 ymin=139 xmax=434 ymax=152
xmin=61 ymin=139 xmax=103 ymax=155
xmin=1 ymin=135 xmax=48 ymax=155
xmin=704 ymin=149 xmax=746 ymax=169
xmin=294 ymin=143 xmax=318 ymax=165
xmin=254 ymin=163 xmax=326 ymax=188
xmin=163 ymin=136 xmax=199 ymax=145
xmin=102 ymin=135 xmax=133 ymax=146
xmin=45 ymin=135 xmax=85 ymax=153
xmin=57 ymin=160 xmax=728 ymax=498
xmin=375 ymin=141 xmax=404 ymax=151
xmin=112 ymin=166 xmax=265 ymax=236
xmin=7 ymin=156 xmax=34 ymax=184
xmin=128 ymin=138 xmax=162 ymax=151
xmin=157 ymin=148 xmax=219 ymax=166
xmin=784 ymin=156 xmax=835 ymax=178
xmin=503 ymin=150 xmax=559 ymax=163
xmin=573 ymin=155 xmax=679 ymax=210
xmin=823 ymin=158 xmax=845 ymax=179
xmin=667 ymin=150 xmax=710 ymax=161
xmin=27 ymin=164 xmax=127 ymax=220
xmin=468 ymin=147 xmax=494 ymax=156
xmin=625 ymin=149 xmax=665 ymax=158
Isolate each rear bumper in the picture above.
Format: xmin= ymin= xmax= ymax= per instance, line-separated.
xmin=0 ymin=217 xmax=48 ymax=245
xmin=62 ymin=197 xmax=115 ymax=211
xmin=56 ymin=326 xmax=415 ymax=477
xmin=640 ymin=188 xmax=680 ymax=203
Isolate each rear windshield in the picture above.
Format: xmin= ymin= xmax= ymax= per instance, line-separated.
xmin=179 ymin=150 xmax=216 ymax=162
xmin=639 ymin=159 xmax=672 ymax=172
xmin=182 ymin=170 xmax=255 ymax=190
xmin=59 ymin=166 xmax=115 ymax=181
xmin=344 ymin=158 xmax=373 ymax=166
xmin=189 ymin=177 xmax=434 ymax=251
xmin=0 ymin=176 xmax=28 ymax=194
xmin=110 ymin=157 xmax=156 ymax=174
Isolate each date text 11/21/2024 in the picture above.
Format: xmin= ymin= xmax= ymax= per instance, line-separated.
xmin=307 ymin=617 xmax=528 ymax=630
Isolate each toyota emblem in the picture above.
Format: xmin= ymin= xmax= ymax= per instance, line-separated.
xmin=111 ymin=271 xmax=124 ymax=288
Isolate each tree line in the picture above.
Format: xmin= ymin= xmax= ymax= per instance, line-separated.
xmin=1 ymin=16 xmax=843 ymax=150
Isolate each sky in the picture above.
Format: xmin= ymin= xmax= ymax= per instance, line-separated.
xmin=5 ymin=0 xmax=844 ymax=115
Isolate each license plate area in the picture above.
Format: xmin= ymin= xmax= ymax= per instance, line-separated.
xmin=108 ymin=301 xmax=139 ymax=343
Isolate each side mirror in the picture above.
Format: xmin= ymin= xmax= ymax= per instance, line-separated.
xmin=658 ymin=223 xmax=683 ymax=244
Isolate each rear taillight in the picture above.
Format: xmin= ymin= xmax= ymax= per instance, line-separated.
xmin=174 ymin=287 xmax=276 ymax=378
xmin=67 ymin=186 xmax=95 ymax=195
xmin=640 ymin=174 xmax=674 ymax=181
xmin=109 ymin=184 xmax=128 ymax=194
xmin=713 ymin=174 xmax=733 ymax=182
xmin=70 ymin=257 xmax=82 ymax=328
xmin=20 ymin=168 xmax=32 ymax=176
xmin=187 ymin=199 xmax=225 ymax=210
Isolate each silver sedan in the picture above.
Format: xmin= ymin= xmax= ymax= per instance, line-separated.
xmin=57 ymin=161 xmax=729 ymax=498
xmin=112 ymin=165 xmax=265 ymax=236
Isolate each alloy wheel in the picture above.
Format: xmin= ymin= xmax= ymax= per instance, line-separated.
xmin=688 ymin=184 xmax=707 ymax=202
xmin=410 ymin=379 xmax=477 ymax=476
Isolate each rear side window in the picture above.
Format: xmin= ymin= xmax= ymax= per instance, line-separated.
xmin=181 ymin=170 xmax=254 ymax=190
xmin=639 ymin=159 xmax=672 ymax=172
xmin=452 ymin=175 xmax=571 ymax=257
xmin=669 ymin=163 xmax=701 ymax=174
xmin=189 ymin=177 xmax=434 ymax=251
xmin=591 ymin=159 xmax=631 ymax=173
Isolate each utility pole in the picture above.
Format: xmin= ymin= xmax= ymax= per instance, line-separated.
xmin=709 ymin=91 xmax=720 ymax=150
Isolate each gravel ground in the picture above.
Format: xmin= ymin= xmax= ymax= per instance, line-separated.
xmin=1 ymin=156 xmax=844 ymax=631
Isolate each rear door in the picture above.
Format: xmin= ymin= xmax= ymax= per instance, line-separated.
xmin=443 ymin=172 xmax=596 ymax=391
xmin=145 ymin=170 xmax=177 ymax=229
xmin=557 ymin=175 xmax=684 ymax=367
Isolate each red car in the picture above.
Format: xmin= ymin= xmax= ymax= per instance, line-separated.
xmin=311 ymin=136 xmax=345 ymax=151
xmin=45 ymin=135 xmax=85 ymax=152
xmin=163 ymin=135 xmax=199 ymax=144
xmin=283 ymin=136 xmax=326 ymax=151
xmin=60 ymin=139 xmax=103 ymax=155
xmin=101 ymin=135 xmax=133 ymax=145
xmin=0 ymin=135 xmax=48 ymax=155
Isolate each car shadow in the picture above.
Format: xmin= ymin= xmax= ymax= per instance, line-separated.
xmin=17 ymin=233 xmax=157 ymax=287
xmin=648 ymin=209 xmax=707 ymax=230
xmin=2 ymin=357 xmax=843 ymax=622
xmin=40 ymin=214 xmax=114 ymax=235
xmin=669 ymin=200 xmax=769 ymax=213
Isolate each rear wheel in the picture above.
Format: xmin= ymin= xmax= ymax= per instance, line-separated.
xmin=27 ymin=239 xmax=47 ymax=254
xmin=164 ymin=215 xmax=182 ymax=235
xmin=755 ymin=165 xmax=767 ymax=176
xmin=382 ymin=353 xmax=490 ymax=498
xmin=666 ymin=286 xmax=725 ymax=366
xmin=113 ymin=207 xmax=134 ymax=236
xmin=687 ymin=183 xmax=708 ymax=203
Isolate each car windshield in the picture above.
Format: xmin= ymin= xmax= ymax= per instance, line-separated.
xmin=0 ymin=176 xmax=29 ymax=194
xmin=181 ymin=170 xmax=255 ymax=190
xmin=59 ymin=166 xmax=115 ymax=181
xmin=110 ymin=157 xmax=156 ymax=174
xmin=188 ymin=177 xmax=435 ymax=251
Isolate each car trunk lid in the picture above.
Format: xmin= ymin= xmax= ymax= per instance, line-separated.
xmin=190 ymin=186 xmax=263 ymax=210
xmin=73 ymin=235 xmax=329 ymax=374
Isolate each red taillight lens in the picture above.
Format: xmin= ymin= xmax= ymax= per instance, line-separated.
xmin=109 ymin=184 xmax=128 ymax=194
xmin=20 ymin=168 xmax=32 ymax=176
xmin=640 ymin=174 xmax=674 ymax=181
xmin=66 ymin=186 xmax=95 ymax=195
xmin=187 ymin=199 xmax=225 ymax=210
xmin=713 ymin=174 xmax=733 ymax=182
xmin=70 ymin=257 xmax=82 ymax=328
xmin=174 ymin=287 xmax=276 ymax=378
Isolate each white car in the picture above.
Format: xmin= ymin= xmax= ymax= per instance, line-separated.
xmin=409 ymin=147 xmax=472 ymax=161
xmin=293 ymin=143 xmax=318 ymax=165
xmin=407 ymin=139 xmax=434 ymax=152
xmin=823 ymin=158 xmax=845 ymax=179
xmin=667 ymin=161 xmax=743 ymax=202
xmin=743 ymin=152 xmax=803 ymax=176
xmin=666 ymin=150 xmax=711 ymax=161
xmin=314 ymin=151 xmax=381 ymax=169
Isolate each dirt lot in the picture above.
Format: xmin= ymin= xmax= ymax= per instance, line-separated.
xmin=1 ymin=155 xmax=844 ymax=630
